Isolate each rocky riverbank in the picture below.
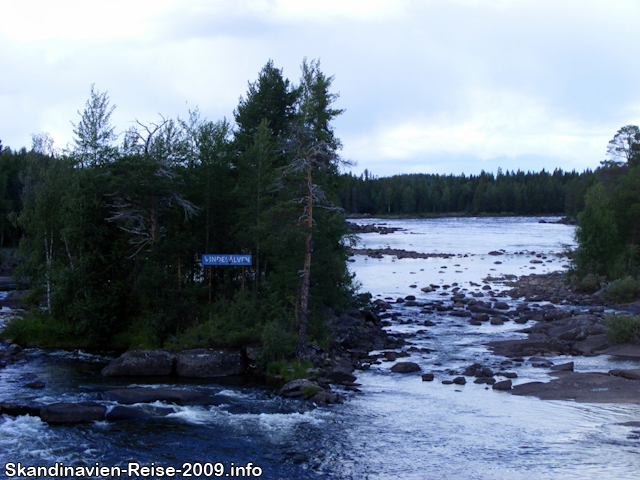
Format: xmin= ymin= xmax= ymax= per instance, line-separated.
xmin=350 ymin=268 xmax=640 ymax=404
xmin=0 ymin=303 xmax=402 ymax=420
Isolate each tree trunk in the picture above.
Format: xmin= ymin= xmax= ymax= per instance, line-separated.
xmin=297 ymin=156 xmax=313 ymax=356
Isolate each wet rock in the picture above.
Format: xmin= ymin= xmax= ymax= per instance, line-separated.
xmin=490 ymin=317 xmax=505 ymax=325
xmin=502 ymin=372 xmax=518 ymax=379
xmin=101 ymin=350 xmax=174 ymax=377
xmin=0 ymin=401 xmax=42 ymax=417
xmin=105 ymin=406 xmax=153 ymax=421
xmin=452 ymin=376 xmax=466 ymax=385
xmin=421 ymin=373 xmax=434 ymax=381
xmin=322 ymin=370 xmax=357 ymax=385
xmin=493 ymin=302 xmax=510 ymax=310
xmin=6 ymin=344 xmax=22 ymax=356
xmin=609 ymin=369 xmax=640 ymax=380
xmin=391 ymin=362 xmax=421 ymax=373
xmin=474 ymin=378 xmax=496 ymax=385
xmin=493 ymin=380 xmax=512 ymax=391
xmin=175 ymin=349 xmax=246 ymax=377
xmin=40 ymin=403 xmax=107 ymax=424
xmin=103 ymin=387 xmax=210 ymax=405
xmin=551 ymin=362 xmax=574 ymax=372
xmin=309 ymin=390 xmax=344 ymax=404
xmin=543 ymin=309 xmax=571 ymax=321
xmin=24 ymin=380 xmax=45 ymax=389
xmin=279 ymin=379 xmax=318 ymax=398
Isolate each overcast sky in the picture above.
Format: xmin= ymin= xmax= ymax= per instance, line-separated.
xmin=2 ymin=0 xmax=639 ymax=177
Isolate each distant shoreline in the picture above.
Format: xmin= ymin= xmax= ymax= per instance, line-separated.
xmin=346 ymin=212 xmax=575 ymax=221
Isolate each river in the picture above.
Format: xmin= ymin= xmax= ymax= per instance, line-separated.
xmin=1 ymin=216 xmax=640 ymax=479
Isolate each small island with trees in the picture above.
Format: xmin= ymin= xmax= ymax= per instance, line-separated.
xmin=1 ymin=60 xmax=640 ymax=405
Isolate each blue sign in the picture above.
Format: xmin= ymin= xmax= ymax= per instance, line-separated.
xmin=202 ymin=254 xmax=252 ymax=266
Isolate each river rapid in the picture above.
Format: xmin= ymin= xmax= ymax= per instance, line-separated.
xmin=1 ymin=216 xmax=640 ymax=479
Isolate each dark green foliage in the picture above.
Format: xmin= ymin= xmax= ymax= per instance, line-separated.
xmin=338 ymin=168 xmax=594 ymax=216
xmin=4 ymin=62 xmax=357 ymax=359
xmin=571 ymin=126 xmax=640 ymax=296
xmin=603 ymin=277 xmax=640 ymax=303
xmin=605 ymin=314 xmax=640 ymax=344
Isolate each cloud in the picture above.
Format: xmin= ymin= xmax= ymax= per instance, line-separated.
xmin=1 ymin=0 xmax=640 ymax=176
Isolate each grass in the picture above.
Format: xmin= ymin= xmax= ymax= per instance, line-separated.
xmin=266 ymin=359 xmax=313 ymax=382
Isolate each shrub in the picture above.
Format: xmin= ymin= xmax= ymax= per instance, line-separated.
xmin=570 ymin=272 xmax=607 ymax=293
xmin=301 ymin=384 xmax=320 ymax=398
xmin=265 ymin=359 xmax=312 ymax=382
xmin=603 ymin=277 xmax=640 ymax=303
xmin=605 ymin=313 xmax=640 ymax=344
xmin=261 ymin=320 xmax=296 ymax=363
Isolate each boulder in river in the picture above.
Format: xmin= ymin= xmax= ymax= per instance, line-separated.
xmin=492 ymin=380 xmax=512 ymax=391
xmin=101 ymin=350 xmax=174 ymax=377
xmin=40 ymin=402 xmax=106 ymax=424
xmin=390 ymin=362 xmax=421 ymax=373
xmin=174 ymin=348 xmax=246 ymax=377
xmin=103 ymin=387 xmax=214 ymax=405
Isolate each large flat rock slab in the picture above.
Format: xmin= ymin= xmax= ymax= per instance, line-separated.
xmin=103 ymin=387 xmax=209 ymax=405
xmin=512 ymin=371 xmax=640 ymax=403
xmin=596 ymin=343 xmax=640 ymax=359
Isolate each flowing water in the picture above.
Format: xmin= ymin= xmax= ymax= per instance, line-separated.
xmin=1 ymin=217 xmax=640 ymax=479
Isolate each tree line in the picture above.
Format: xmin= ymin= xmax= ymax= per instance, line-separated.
xmin=0 ymin=59 xmax=356 ymax=359
xmin=338 ymin=167 xmax=596 ymax=216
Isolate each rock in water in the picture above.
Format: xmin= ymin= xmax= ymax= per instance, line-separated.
xmin=174 ymin=349 xmax=246 ymax=377
xmin=103 ymin=387 xmax=209 ymax=405
xmin=40 ymin=403 xmax=106 ymax=424
xmin=101 ymin=350 xmax=173 ymax=377
xmin=493 ymin=380 xmax=512 ymax=391
xmin=390 ymin=362 xmax=421 ymax=373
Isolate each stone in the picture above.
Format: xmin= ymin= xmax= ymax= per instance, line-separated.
xmin=493 ymin=380 xmax=512 ymax=391
xmin=322 ymin=370 xmax=357 ymax=384
xmin=24 ymin=380 xmax=45 ymax=389
xmin=103 ymin=387 xmax=210 ymax=405
xmin=6 ymin=344 xmax=22 ymax=356
xmin=105 ymin=406 xmax=153 ymax=421
xmin=609 ymin=369 xmax=640 ymax=380
xmin=452 ymin=376 xmax=466 ymax=385
xmin=309 ymin=390 xmax=344 ymax=404
xmin=551 ymin=362 xmax=574 ymax=372
xmin=101 ymin=350 xmax=174 ymax=377
xmin=0 ymin=401 xmax=42 ymax=417
xmin=421 ymin=373 xmax=434 ymax=381
xmin=174 ymin=349 xmax=245 ymax=377
xmin=279 ymin=379 xmax=317 ymax=397
xmin=40 ymin=403 xmax=106 ymax=424
xmin=390 ymin=362 xmax=421 ymax=373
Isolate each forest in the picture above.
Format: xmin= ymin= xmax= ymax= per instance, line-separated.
xmin=0 ymin=59 xmax=356 ymax=360
xmin=338 ymin=168 xmax=595 ymax=216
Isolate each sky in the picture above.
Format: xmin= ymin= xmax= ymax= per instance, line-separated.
xmin=2 ymin=0 xmax=640 ymax=177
